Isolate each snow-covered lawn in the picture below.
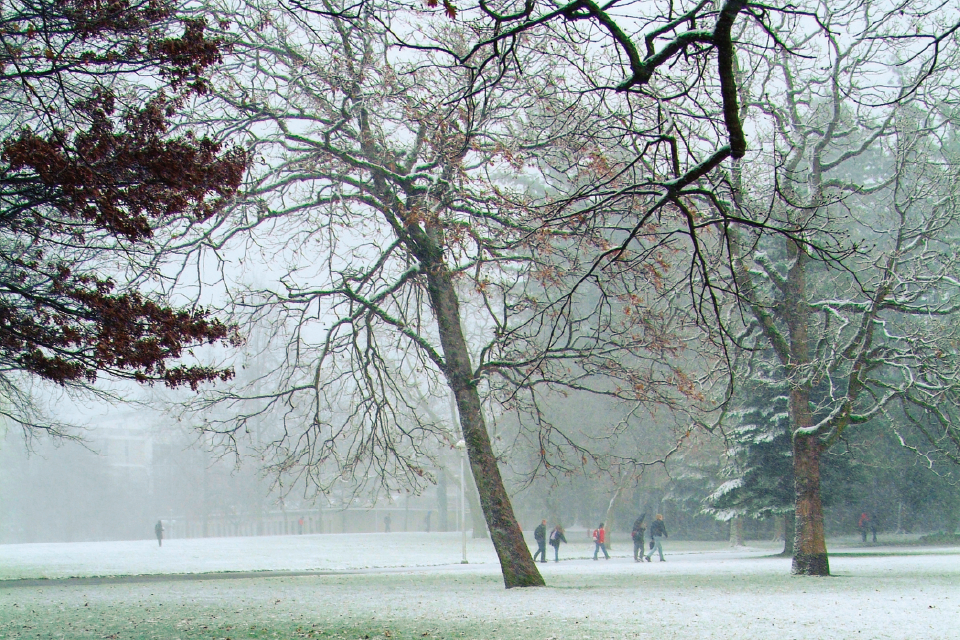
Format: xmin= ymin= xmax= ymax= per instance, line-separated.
xmin=1 ymin=533 xmax=958 ymax=639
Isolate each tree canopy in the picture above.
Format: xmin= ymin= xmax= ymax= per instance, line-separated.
xmin=0 ymin=0 xmax=247 ymax=435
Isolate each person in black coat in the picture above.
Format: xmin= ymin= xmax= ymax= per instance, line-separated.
xmin=645 ymin=514 xmax=668 ymax=562
xmin=154 ymin=520 xmax=164 ymax=547
xmin=631 ymin=513 xmax=647 ymax=562
xmin=533 ymin=519 xmax=548 ymax=563
xmin=548 ymin=524 xmax=568 ymax=562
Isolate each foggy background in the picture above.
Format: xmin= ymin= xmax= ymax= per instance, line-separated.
xmin=3 ymin=394 xmax=957 ymax=545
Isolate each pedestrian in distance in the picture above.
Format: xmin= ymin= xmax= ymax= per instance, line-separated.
xmin=645 ymin=514 xmax=667 ymax=562
xmin=858 ymin=511 xmax=878 ymax=543
xmin=548 ymin=524 xmax=567 ymax=562
xmin=592 ymin=522 xmax=610 ymax=560
xmin=631 ymin=513 xmax=647 ymax=562
xmin=533 ymin=519 xmax=548 ymax=563
xmin=858 ymin=512 xmax=870 ymax=542
xmin=384 ymin=514 xmax=392 ymax=533
xmin=154 ymin=520 xmax=164 ymax=547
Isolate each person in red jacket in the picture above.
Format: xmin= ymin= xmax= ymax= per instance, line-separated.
xmin=592 ymin=522 xmax=610 ymax=560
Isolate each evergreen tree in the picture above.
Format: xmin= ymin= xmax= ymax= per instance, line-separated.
xmin=706 ymin=371 xmax=794 ymax=552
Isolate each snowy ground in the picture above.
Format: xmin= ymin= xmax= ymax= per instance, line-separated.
xmin=1 ymin=532 xmax=958 ymax=639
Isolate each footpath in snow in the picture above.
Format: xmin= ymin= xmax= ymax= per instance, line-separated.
xmin=0 ymin=530 xmax=953 ymax=581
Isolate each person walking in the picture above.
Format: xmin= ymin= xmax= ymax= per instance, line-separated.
xmin=548 ymin=524 xmax=567 ymax=562
xmin=858 ymin=512 xmax=870 ymax=542
xmin=154 ymin=520 xmax=164 ymax=547
xmin=645 ymin=514 xmax=667 ymax=562
xmin=533 ymin=519 xmax=548 ymax=563
xmin=592 ymin=522 xmax=610 ymax=560
xmin=384 ymin=514 xmax=392 ymax=533
xmin=631 ymin=513 xmax=647 ymax=562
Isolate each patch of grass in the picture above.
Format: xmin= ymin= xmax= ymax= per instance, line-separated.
xmin=2 ymin=552 xmax=958 ymax=640
xmin=917 ymin=532 xmax=960 ymax=545
xmin=0 ymin=573 xmax=574 ymax=640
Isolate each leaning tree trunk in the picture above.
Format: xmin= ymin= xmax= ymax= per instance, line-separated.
xmin=425 ymin=263 xmax=544 ymax=588
xmin=792 ymin=431 xmax=829 ymax=575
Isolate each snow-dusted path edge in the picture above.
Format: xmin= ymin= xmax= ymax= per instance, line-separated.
xmin=0 ymin=531 xmax=956 ymax=580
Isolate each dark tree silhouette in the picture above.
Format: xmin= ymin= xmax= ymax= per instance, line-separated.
xmin=0 ymin=0 xmax=247 ymax=434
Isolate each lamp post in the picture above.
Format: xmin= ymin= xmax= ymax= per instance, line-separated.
xmin=455 ymin=439 xmax=468 ymax=564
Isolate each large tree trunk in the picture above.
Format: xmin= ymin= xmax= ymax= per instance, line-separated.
xmin=730 ymin=517 xmax=744 ymax=547
xmin=437 ymin=471 xmax=449 ymax=531
xmin=792 ymin=432 xmax=829 ymax=574
xmin=779 ymin=510 xmax=796 ymax=556
xmin=783 ymin=237 xmax=829 ymax=576
xmin=426 ymin=265 xmax=544 ymax=588
xmin=602 ymin=485 xmax=625 ymax=550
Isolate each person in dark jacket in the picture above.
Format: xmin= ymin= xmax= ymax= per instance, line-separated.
xmin=548 ymin=524 xmax=567 ymax=562
xmin=631 ymin=513 xmax=647 ymax=562
xmin=645 ymin=514 xmax=667 ymax=562
xmin=154 ymin=520 xmax=164 ymax=547
xmin=533 ymin=519 xmax=548 ymax=563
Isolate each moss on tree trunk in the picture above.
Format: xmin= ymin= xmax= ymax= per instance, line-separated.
xmin=792 ymin=432 xmax=829 ymax=575
xmin=426 ymin=263 xmax=544 ymax=588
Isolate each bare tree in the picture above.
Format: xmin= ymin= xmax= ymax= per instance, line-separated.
xmin=438 ymin=0 xmax=960 ymax=576
xmin=157 ymin=0 xmax=709 ymax=587
xmin=728 ymin=74 xmax=960 ymax=575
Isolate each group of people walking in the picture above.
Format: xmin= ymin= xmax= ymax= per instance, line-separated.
xmin=531 ymin=513 xmax=668 ymax=563
xmin=631 ymin=513 xmax=667 ymax=562
xmin=533 ymin=519 xmax=569 ymax=562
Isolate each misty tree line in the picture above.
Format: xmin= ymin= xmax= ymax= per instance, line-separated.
xmin=2 ymin=400 xmax=954 ymax=545
xmin=1 ymin=0 xmax=959 ymax=586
